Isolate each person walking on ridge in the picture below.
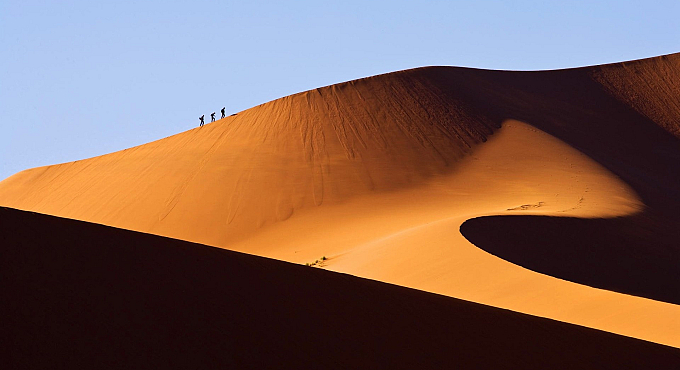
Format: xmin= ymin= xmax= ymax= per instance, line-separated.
xmin=221 ymin=107 xmax=226 ymax=119
xmin=199 ymin=115 xmax=205 ymax=127
xmin=211 ymin=112 xmax=216 ymax=122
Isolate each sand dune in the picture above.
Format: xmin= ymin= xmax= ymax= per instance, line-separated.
xmin=2 ymin=207 xmax=679 ymax=369
xmin=1 ymin=53 xmax=680 ymax=348
xmin=0 ymin=70 xmax=498 ymax=244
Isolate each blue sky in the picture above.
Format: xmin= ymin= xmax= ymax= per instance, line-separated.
xmin=1 ymin=1 xmax=679 ymax=180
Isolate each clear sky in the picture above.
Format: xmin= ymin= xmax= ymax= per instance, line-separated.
xmin=1 ymin=1 xmax=679 ymax=181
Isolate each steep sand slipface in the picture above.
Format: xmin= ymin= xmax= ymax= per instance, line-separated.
xmin=1 ymin=54 xmax=680 ymax=347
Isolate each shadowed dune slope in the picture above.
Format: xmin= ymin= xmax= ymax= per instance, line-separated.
xmin=592 ymin=54 xmax=680 ymax=139
xmin=2 ymin=206 xmax=679 ymax=369
xmin=440 ymin=54 xmax=680 ymax=215
xmin=460 ymin=214 xmax=680 ymax=305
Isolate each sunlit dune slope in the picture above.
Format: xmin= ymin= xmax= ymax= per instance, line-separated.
xmin=1 ymin=53 xmax=680 ymax=346
xmin=0 ymin=72 xmax=498 ymax=244
xmin=2 ymin=207 xmax=679 ymax=369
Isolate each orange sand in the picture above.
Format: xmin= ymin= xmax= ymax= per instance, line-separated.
xmin=1 ymin=53 xmax=679 ymax=347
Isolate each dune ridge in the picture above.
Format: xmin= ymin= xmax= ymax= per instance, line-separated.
xmin=1 ymin=53 xmax=680 ymax=347
xmin=0 ymin=71 xmax=498 ymax=244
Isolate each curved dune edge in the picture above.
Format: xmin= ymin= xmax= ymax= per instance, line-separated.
xmin=225 ymin=120 xmax=680 ymax=348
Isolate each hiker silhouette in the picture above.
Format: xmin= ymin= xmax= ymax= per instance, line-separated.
xmin=199 ymin=115 xmax=205 ymax=127
xmin=211 ymin=112 xmax=216 ymax=122
xmin=221 ymin=107 xmax=226 ymax=119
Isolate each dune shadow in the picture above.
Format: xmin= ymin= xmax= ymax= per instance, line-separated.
xmin=428 ymin=62 xmax=680 ymax=306
xmin=5 ymin=206 xmax=680 ymax=368
xmin=460 ymin=214 xmax=680 ymax=305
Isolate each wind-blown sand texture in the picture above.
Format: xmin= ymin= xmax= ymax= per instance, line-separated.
xmin=1 ymin=53 xmax=680 ymax=352
xmin=2 ymin=207 xmax=679 ymax=369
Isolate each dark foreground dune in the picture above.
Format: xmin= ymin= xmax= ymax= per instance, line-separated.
xmin=2 ymin=206 xmax=679 ymax=369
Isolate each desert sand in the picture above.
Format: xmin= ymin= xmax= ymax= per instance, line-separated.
xmin=1 ymin=53 xmax=679 ymax=353
xmin=2 ymin=207 xmax=679 ymax=368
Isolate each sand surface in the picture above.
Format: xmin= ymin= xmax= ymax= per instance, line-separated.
xmin=1 ymin=53 xmax=679 ymax=348
xmin=2 ymin=207 xmax=679 ymax=369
